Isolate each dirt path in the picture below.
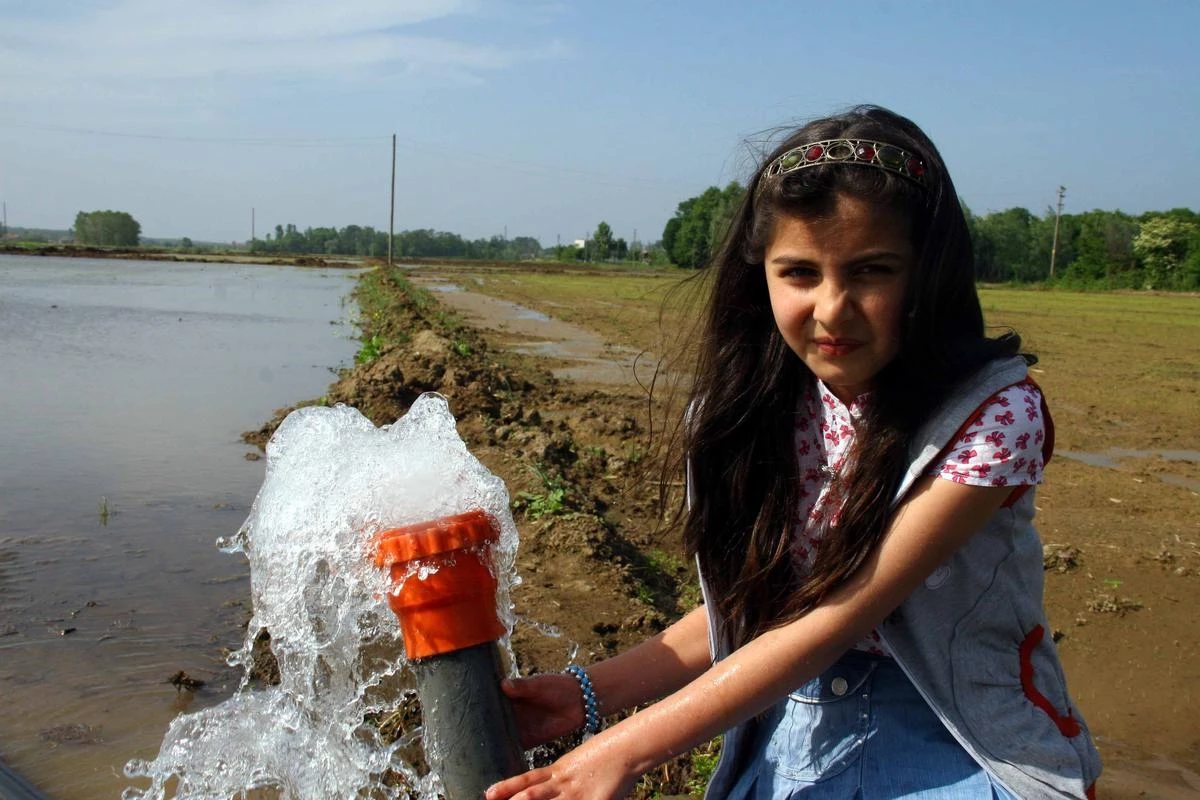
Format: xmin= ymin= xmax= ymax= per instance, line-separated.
xmin=412 ymin=277 xmax=657 ymax=388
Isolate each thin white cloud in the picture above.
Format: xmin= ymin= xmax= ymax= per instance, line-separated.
xmin=0 ymin=0 xmax=565 ymax=116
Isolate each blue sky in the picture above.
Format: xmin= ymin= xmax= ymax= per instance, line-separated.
xmin=1 ymin=1 xmax=1197 ymax=246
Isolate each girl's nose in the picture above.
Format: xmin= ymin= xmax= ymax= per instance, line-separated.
xmin=813 ymin=281 xmax=854 ymax=326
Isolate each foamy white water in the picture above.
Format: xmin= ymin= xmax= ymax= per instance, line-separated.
xmin=124 ymin=395 xmax=521 ymax=799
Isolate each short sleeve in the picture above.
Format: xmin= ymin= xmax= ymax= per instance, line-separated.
xmin=930 ymin=383 xmax=1047 ymax=488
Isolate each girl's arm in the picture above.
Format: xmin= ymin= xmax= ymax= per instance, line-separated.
xmin=488 ymin=476 xmax=1014 ymax=800
xmin=583 ymin=603 xmax=713 ymax=715
xmin=503 ymin=604 xmax=712 ymax=749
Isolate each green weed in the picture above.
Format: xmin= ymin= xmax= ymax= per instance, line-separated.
xmin=355 ymin=333 xmax=384 ymax=365
xmin=436 ymin=309 xmax=464 ymax=332
xmin=514 ymin=464 xmax=571 ymax=520
xmin=684 ymin=738 xmax=722 ymax=797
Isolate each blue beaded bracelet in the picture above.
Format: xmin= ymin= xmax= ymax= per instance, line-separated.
xmin=565 ymin=663 xmax=601 ymax=734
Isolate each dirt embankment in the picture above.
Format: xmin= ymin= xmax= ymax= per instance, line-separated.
xmin=243 ymin=266 xmax=704 ymax=795
xmin=0 ymin=243 xmax=359 ymax=268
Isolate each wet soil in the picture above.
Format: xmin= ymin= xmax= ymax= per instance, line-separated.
xmin=246 ymin=266 xmax=1200 ymax=799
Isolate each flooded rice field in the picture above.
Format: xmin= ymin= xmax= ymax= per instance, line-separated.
xmin=0 ymin=255 xmax=361 ymax=799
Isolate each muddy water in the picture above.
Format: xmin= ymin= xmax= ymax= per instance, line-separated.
xmin=1058 ymin=448 xmax=1200 ymax=492
xmin=0 ymin=255 xmax=361 ymax=799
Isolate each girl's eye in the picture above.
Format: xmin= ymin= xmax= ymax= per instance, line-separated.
xmin=782 ymin=266 xmax=819 ymax=280
xmin=855 ymin=264 xmax=895 ymax=278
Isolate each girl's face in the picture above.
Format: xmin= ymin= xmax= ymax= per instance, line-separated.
xmin=764 ymin=193 xmax=914 ymax=404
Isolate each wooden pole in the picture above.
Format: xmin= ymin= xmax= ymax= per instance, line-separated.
xmin=1049 ymin=186 xmax=1065 ymax=280
xmin=389 ymin=134 xmax=396 ymax=267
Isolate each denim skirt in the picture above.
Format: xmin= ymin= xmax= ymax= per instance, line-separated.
xmin=723 ymin=650 xmax=1019 ymax=800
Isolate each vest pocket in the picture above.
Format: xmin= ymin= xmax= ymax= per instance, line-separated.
xmin=761 ymin=658 xmax=875 ymax=782
xmin=950 ymin=577 xmax=1084 ymax=769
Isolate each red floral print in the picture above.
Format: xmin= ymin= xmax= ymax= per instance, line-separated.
xmin=788 ymin=382 xmax=1046 ymax=659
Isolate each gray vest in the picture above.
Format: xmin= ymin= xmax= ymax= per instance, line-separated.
xmin=702 ymin=356 xmax=1102 ymax=799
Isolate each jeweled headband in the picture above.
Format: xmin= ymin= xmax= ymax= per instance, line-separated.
xmin=759 ymin=138 xmax=928 ymax=192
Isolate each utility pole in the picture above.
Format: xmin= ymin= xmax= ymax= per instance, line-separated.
xmin=251 ymin=207 xmax=256 ymax=244
xmin=389 ymin=133 xmax=396 ymax=267
xmin=2 ymin=201 xmax=6 ymax=240
xmin=1049 ymin=186 xmax=1066 ymax=280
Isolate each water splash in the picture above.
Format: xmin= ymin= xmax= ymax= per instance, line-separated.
xmin=125 ymin=394 xmax=521 ymax=799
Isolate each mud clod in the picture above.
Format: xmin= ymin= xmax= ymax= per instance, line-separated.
xmin=1086 ymin=594 xmax=1144 ymax=615
xmin=1043 ymin=544 xmax=1082 ymax=573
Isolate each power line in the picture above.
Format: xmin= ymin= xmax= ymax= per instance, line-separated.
xmin=2 ymin=121 xmax=388 ymax=147
xmin=4 ymin=119 xmax=696 ymax=191
xmin=3 ymin=120 xmax=700 ymax=239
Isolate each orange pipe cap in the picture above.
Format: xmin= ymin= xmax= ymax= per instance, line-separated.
xmin=372 ymin=510 xmax=505 ymax=659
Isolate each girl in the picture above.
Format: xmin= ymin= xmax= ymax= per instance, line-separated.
xmin=486 ymin=106 xmax=1101 ymax=800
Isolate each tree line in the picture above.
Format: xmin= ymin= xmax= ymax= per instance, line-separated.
xmin=73 ymin=210 xmax=142 ymax=247
xmin=967 ymin=206 xmax=1199 ymax=290
xmin=246 ymin=221 xmax=652 ymax=264
xmin=660 ymin=185 xmax=1200 ymax=290
xmin=60 ymin=195 xmax=1199 ymax=290
xmin=248 ymin=223 xmax=545 ymax=261
xmin=52 ymin=212 xmax=649 ymax=264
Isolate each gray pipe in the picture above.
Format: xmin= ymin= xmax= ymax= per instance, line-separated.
xmin=413 ymin=641 xmax=524 ymax=800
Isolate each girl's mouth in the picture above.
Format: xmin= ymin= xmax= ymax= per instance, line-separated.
xmin=813 ymin=338 xmax=863 ymax=356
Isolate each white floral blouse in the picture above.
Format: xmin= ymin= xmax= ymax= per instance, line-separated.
xmin=792 ymin=379 xmax=1046 ymax=656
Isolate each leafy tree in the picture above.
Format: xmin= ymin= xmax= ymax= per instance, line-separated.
xmin=592 ymin=221 xmax=614 ymax=261
xmin=1134 ymin=214 xmax=1200 ymax=290
xmin=663 ymin=182 xmax=746 ymax=268
xmin=1063 ymin=210 xmax=1138 ymax=286
xmin=972 ymin=207 xmax=1040 ymax=282
xmin=73 ymin=210 xmax=141 ymax=246
xmin=662 ymin=217 xmax=682 ymax=260
xmin=509 ymin=236 xmax=542 ymax=260
xmin=554 ymin=244 xmax=583 ymax=262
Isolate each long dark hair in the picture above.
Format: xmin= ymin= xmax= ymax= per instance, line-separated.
xmin=683 ymin=105 xmax=1022 ymax=647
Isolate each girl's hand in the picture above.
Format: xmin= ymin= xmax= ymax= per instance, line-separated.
xmin=502 ymin=673 xmax=587 ymax=750
xmin=486 ymin=736 xmax=639 ymax=800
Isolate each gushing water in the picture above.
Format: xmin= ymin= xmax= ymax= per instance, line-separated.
xmin=124 ymin=394 xmax=521 ymax=799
